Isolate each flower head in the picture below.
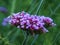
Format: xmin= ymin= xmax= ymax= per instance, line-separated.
xmin=2 ymin=11 xmax=56 ymax=35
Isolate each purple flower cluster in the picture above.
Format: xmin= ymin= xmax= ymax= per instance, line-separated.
xmin=3 ymin=11 xmax=56 ymax=34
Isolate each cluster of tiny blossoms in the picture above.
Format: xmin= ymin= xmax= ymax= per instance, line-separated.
xmin=3 ymin=11 xmax=56 ymax=34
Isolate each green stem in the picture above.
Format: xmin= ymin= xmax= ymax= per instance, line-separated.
xmin=22 ymin=32 xmax=29 ymax=45
xmin=36 ymin=0 xmax=44 ymax=14
xmin=10 ymin=0 xmax=16 ymax=14
xmin=31 ymin=34 xmax=39 ymax=45
xmin=28 ymin=0 xmax=36 ymax=13
xmin=52 ymin=32 xmax=60 ymax=45
xmin=10 ymin=30 xmax=20 ymax=43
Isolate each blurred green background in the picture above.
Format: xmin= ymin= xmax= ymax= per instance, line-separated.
xmin=0 ymin=0 xmax=60 ymax=45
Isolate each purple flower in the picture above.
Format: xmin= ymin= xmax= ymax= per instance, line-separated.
xmin=41 ymin=27 xmax=49 ymax=33
xmin=2 ymin=18 xmax=8 ymax=26
xmin=2 ymin=17 xmax=11 ymax=26
xmin=2 ymin=11 xmax=56 ymax=34
xmin=44 ymin=17 xmax=53 ymax=24
xmin=0 ymin=7 xmax=8 ymax=13
xmin=2 ymin=21 xmax=7 ymax=26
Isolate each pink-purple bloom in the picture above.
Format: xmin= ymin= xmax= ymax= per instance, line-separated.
xmin=2 ymin=11 xmax=56 ymax=34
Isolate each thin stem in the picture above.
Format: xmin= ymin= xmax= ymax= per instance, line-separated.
xmin=54 ymin=4 xmax=60 ymax=13
xmin=52 ymin=32 xmax=60 ymax=45
xmin=10 ymin=0 xmax=16 ymax=14
xmin=49 ymin=4 xmax=60 ymax=16
xmin=31 ymin=34 xmax=39 ymax=45
xmin=27 ymin=0 xmax=35 ymax=12
xmin=0 ymin=28 xmax=15 ymax=42
xmin=28 ymin=0 xmax=36 ymax=13
xmin=22 ymin=32 xmax=29 ymax=45
xmin=36 ymin=0 xmax=44 ymax=14
xmin=10 ymin=30 xmax=20 ymax=43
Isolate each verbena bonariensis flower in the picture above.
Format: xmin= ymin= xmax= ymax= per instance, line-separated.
xmin=3 ymin=11 xmax=56 ymax=34
xmin=0 ymin=7 xmax=8 ymax=13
